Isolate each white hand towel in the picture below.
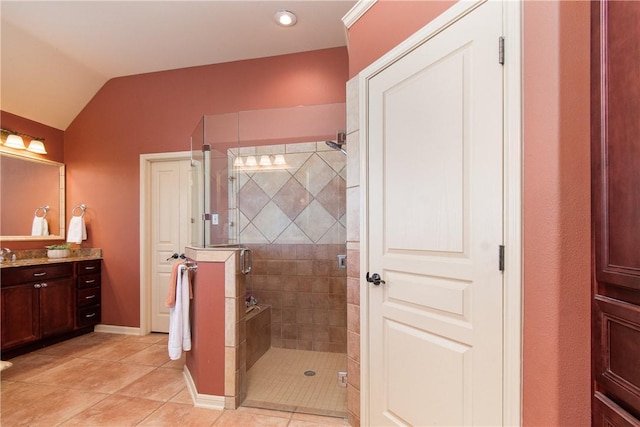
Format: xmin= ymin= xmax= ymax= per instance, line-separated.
xmin=31 ymin=216 xmax=49 ymax=236
xmin=168 ymin=265 xmax=192 ymax=360
xmin=67 ymin=216 xmax=87 ymax=244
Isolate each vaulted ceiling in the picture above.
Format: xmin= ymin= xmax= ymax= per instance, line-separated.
xmin=1 ymin=1 xmax=356 ymax=130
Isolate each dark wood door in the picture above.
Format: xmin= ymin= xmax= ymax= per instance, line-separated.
xmin=592 ymin=1 xmax=640 ymax=425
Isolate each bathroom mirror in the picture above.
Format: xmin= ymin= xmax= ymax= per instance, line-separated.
xmin=0 ymin=151 xmax=65 ymax=241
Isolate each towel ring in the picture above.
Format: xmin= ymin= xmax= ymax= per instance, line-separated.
xmin=72 ymin=204 xmax=87 ymax=217
xmin=34 ymin=206 xmax=50 ymax=218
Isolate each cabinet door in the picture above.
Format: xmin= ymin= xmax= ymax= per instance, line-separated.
xmin=1 ymin=284 xmax=39 ymax=349
xmin=39 ymin=278 xmax=75 ymax=338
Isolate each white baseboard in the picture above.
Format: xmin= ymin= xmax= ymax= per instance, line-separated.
xmin=94 ymin=324 xmax=142 ymax=336
xmin=183 ymin=366 xmax=225 ymax=410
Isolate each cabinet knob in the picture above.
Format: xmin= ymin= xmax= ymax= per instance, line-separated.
xmin=40 ymin=283 xmax=48 ymax=288
xmin=33 ymin=283 xmax=41 ymax=289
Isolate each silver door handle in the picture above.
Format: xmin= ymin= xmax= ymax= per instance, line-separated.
xmin=366 ymin=272 xmax=386 ymax=286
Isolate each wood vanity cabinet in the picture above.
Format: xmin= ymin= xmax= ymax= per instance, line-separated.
xmin=1 ymin=263 xmax=74 ymax=350
xmin=1 ymin=259 xmax=102 ymax=357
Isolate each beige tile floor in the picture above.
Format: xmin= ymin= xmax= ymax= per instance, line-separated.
xmin=245 ymin=348 xmax=347 ymax=418
xmin=0 ymin=332 xmax=349 ymax=426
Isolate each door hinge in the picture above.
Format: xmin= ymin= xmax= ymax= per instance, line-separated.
xmin=499 ymin=245 xmax=505 ymax=271
xmin=202 ymin=144 xmax=211 ymax=152
xmin=499 ymin=36 xmax=505 ymax=65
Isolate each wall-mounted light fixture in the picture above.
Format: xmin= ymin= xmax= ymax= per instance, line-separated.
xmin=233 ymin=154 xmax=288 ymax=171
xmin=27 ymin=140 xmax=47 ymax=154
xmin=0 ymin=128 xmax=47 ymax=154
xmin=245 ymin=156 xmax=258 ymax=167
xmin=259 ymin=155 xmax=272 ymax=166
xmin=274 ymin=10 xmax=297 ymax=27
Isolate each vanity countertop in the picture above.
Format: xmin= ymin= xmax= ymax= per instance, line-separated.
xmin=0 ymin=255 xmax=102 ymax=269
xmin=0 ymin=248 xmax=102 ymax=269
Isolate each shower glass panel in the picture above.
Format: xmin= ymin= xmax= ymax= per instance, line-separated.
xmin=190 ymin=113 xmax=240 ymax=247
xmin=189 ymin=118 xmax=205 ymax=248
xmin=192 ymin=103 xmax=346 ymax=248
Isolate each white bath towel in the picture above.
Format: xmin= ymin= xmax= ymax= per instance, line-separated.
xmin=168 ymin=265 xmax=192 ymax=360
xmin=31 ymin=216 xmax=49 ymax=236
xmin=66 ymin=215 xmax=87 ymax=243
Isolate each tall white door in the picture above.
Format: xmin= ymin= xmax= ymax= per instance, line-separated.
xmin=366 ymin=2 xmax=504 ymax=425
xmin=150 ymin=159 xmax=192 ymax=333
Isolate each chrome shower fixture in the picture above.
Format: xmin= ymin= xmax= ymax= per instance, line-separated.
xmin=325 ymin=131 xmax=347 ymax=155
xmin=325 ymin=140 xmax=346 ymax=154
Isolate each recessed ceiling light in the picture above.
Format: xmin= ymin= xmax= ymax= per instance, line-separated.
xmin=274 ymin=10 xmax=297 ymax=27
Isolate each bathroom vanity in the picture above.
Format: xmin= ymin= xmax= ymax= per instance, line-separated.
xmin=0 ymin=251 xmax=102 ymax=358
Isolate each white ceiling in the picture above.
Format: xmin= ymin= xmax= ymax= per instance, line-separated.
xmin=0 ymin=1 xmax=357 ymax=130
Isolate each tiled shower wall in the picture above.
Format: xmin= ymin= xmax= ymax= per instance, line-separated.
xmin=231 ymin=141 xmax=346 ymax=245
xmin=245 ymin=243 xmax=347 ymax=353
xmin=230 ymin=141 xmax=348 ymax=353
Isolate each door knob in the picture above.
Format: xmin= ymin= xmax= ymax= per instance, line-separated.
xmin=366 ymin=272 xmax=386 ymax=286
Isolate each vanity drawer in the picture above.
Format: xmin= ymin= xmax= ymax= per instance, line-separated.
xmin=1 ymin=263 xmax=73 ymax=286
xmin=77 ymin=305 xmax=101 ymax=328
xmin=76 ymin=260 xmax=101 ymax=275
xmin=77 ymin=287 xmax=101 ymax=308
xmin=76 ymin=273 xmax=100 ymax=289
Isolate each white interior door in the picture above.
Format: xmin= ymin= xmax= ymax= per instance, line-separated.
xmin=151 ymin=159 xmax=192 ymax=333
xmin=365 ymin=2 xmax=504 ymax=425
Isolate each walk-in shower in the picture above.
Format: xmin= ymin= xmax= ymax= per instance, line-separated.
xmin=190 ymin=104 xmax=348 ymax=417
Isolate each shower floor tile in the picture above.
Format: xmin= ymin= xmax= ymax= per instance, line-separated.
xmin=244 ymin=347 xmax=347 ymax=417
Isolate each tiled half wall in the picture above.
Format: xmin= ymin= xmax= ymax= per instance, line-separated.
xmin=245 ymin=244 xmax=347 ymax=353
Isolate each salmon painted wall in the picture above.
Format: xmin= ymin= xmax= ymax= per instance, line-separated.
xmin=347 ymin=0 xmax=454 ymax=78
xmin=347 ymin=1 xmax=591 ymax=425
xmin=522 ymin=2 xmax=591 ymax=425
xmin=0 ymin=111 xmax=65 ymax=250
xmin=186 ymin=261 xmax=225 ymax=395
xmin=64 ymin=47 xmax=348 ymax=327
